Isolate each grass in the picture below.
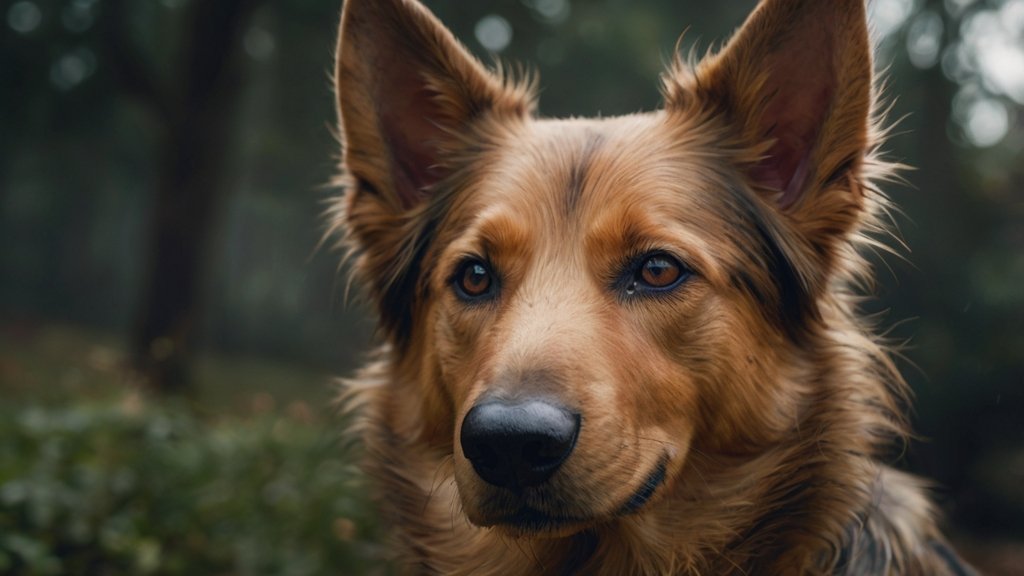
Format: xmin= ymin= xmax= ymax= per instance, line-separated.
xmin=0 ymin=321 xmax=387 ymax=575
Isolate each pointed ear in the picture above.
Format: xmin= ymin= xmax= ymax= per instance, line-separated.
xmin=665 ymin=0 xmax=875 ymax=233
xmin=335 ymin=0 xmax=533 ymax=211
xmin=333 ymin=0 xmax=533 ymax=345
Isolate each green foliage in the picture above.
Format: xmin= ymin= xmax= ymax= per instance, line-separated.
xmin=0 ymin=398 xmax=384 ymax=575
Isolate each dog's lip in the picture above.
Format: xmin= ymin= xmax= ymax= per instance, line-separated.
xmin=483 ymin=453 xmax=670 ymax=533
xmin=491 ymin=506 xmax=584 ymax=533
xmin=616 ymin=453 xmax=669 ymax=516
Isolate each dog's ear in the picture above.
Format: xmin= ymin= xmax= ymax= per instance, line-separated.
xmin=333 ymin=0 xmax=532 ymax=344
xmin=335 ymin=0 xmax=532 ymax=211
xmin=664 ymin=0 xmax=875 ymax=269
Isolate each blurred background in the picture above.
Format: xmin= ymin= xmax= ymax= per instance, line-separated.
xmin=1 ymin=0 xmax=1021 ymax=573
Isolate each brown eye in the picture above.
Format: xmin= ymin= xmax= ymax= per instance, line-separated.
xmin=628 ymin=254 xmax=691 ymax=295
xmin=456 ymin=260 xmax=495 ymax=299
xmin=640 ymin=256 xmax=682 ymax=288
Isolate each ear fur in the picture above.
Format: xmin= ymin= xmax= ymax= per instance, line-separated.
xmin=664 ymin=0 xmax=877 ymax=291
xmin=333 ymin=0 xmax=534 ymax=344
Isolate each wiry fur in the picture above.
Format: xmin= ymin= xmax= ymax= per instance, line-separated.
xmin=327 ymin=0 xmax=975 ymax=574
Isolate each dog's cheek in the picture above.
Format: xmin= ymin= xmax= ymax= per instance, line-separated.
xmin=693 ymin=296 xmax=804 ymax=451
xmin=427 ymin=300 xmax=508 ymax=447
xmin=624 ymin=290 xmax=781 ymax=452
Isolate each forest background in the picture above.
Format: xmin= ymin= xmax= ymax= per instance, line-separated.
xmin=1 ymin=0 xmax=1022 ymax=573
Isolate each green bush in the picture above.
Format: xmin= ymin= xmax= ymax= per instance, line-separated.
xmin=0 ymin=397 xmax=385 ymax=575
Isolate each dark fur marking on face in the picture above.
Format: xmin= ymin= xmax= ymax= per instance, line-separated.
xmin=373 ymin=182 xmax=470 ymax=348
xmin=724 ymin=186 xmax=814 ymax=341
xmin=374 ymin=153 xmax=487 ymax=347
xmin=377 ymin=216 xmax=438 ymax=348
xmin=564 ymin=132 xmax=606 ymax=216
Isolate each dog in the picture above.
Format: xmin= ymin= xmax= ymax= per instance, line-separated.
xmin=328 ymin=0 xmax=977 ymax=573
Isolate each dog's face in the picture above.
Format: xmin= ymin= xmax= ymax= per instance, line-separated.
xmin=335 ymin=0 xmax=874 ymax=537
xmin=424 ymin=116 xmax=804 ymax=534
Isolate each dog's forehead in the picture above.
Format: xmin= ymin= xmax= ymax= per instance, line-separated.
xmin=463 ymin=112 xmax=733 ymax=237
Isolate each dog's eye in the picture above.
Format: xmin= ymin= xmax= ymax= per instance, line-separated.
xmin=640 ymin=255 xmax=683 ymax=288
xmin=455 ymin=260 xmax=496 ymax=300
xmin=623 ymin=253 xmax=690 ymax=296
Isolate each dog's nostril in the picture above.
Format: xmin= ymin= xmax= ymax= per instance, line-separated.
xmin=522 ymin=438 xmax=570 ymax=468
xmin=470 ymin=444 xmax=502 ymax=470
xmin=460 ymin=399 xmax=580 ymax=489
xmin=522 ymin=440 xmax=544 ymax=464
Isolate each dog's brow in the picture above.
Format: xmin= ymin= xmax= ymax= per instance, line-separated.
xmin=472 ymin=213 xmax=531 ymax=260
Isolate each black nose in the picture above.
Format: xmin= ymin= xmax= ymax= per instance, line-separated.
xmin=460 ymin=399 xmax=580 ymax=489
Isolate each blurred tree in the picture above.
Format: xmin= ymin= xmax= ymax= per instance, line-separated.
xmin=108 ymin=0 xmax=264 ymax=393
xmin=876 ymin=0 xmax=1024 ymax=534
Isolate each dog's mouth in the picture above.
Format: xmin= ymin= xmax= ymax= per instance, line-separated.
xmin=492 ymin=507 xmax=585 ymax=537
xmin=617 ymin=454 xmax=669 ymax=515
xmin=484 ymin=453 xmax=670 ymax=536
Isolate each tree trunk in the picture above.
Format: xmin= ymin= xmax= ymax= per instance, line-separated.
xmin=129 ymin=0 xmax=260 ymax=393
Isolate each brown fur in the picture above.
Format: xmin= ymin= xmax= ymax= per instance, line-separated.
xmin=328 ymin=0 xmax=975 ymax=574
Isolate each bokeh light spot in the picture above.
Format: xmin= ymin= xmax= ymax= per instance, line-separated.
xmin=475 ymin=14 xmax=512 ymax=53
xmin=526 ymin=0 xmax=571 ymax=25
xmin=49 ymin=47 xmax=97 ymax=92
xmin=62 ymin=0 xmax=96 ymax=34
xmin=964 ymin=97 xmax=1010 ymax=147
xmin=244 ymin=27 xmax=276 ymax=61
xmin=868 ymin=0 xmax=917 ymax=41
xmin=907 ymin=10 xmax=943 ymax=69
xmin=7 ymin=1 xmax=42 ymax=34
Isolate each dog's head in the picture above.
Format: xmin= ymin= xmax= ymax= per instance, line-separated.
xmin=333 ymin=0 xmax=879 ymax=537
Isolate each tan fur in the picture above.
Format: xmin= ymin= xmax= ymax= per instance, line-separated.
xmin=328 ymin=0 xmax=973 ymax=574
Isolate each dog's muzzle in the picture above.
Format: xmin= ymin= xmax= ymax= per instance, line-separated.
xmin=460 ymin=398 xmax=580 ymax=489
